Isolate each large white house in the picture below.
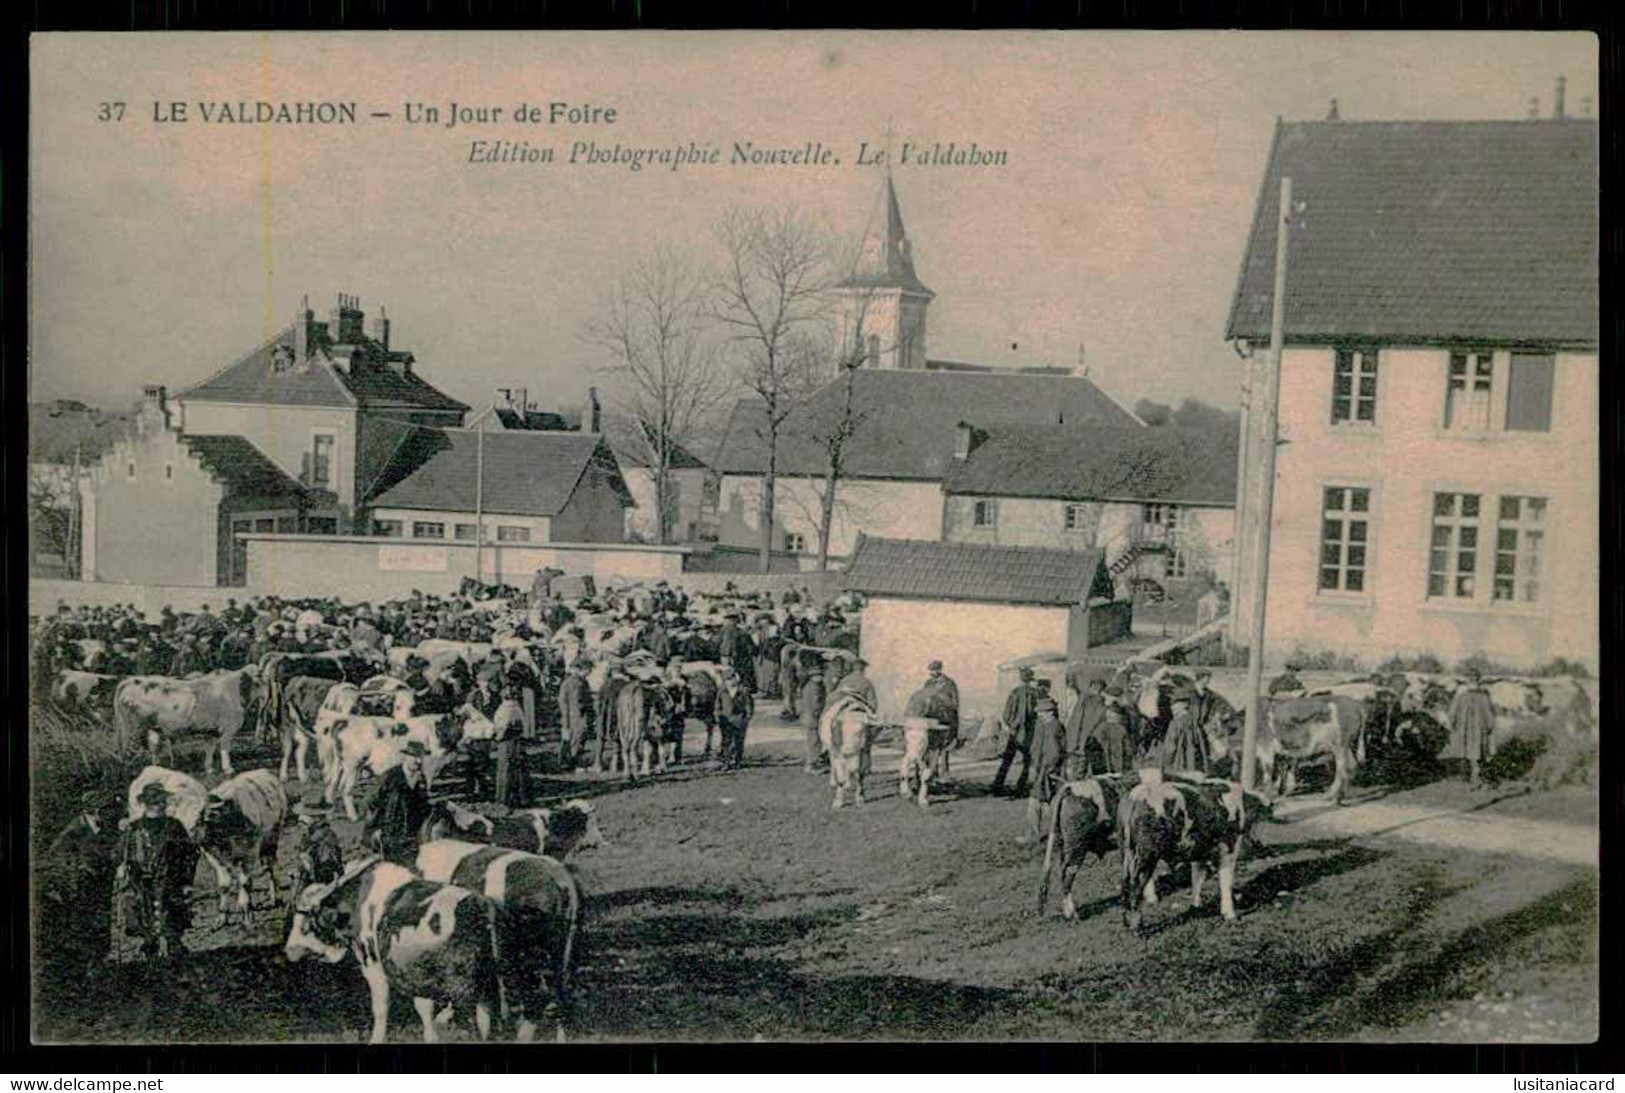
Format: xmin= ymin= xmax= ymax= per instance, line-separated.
xmin=1227 ymin=115 xmax=1598 ymax=672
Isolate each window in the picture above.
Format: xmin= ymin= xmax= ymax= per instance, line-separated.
xmin=454 ymin=523 xmax=478 ymax=541
xmin=306 ymin=517 xmax=337 ymax=535
xmin=126 ymin=462 xmax=136 ymax=480
xmin=164 ymin=463 xmax=173 ymax=481
xmin=372 ymin=519 xmax=404 ymax=538
xmin=1141 ymin=503 xmax=1180 ymax=545
xmin=1063 ymin=503 xmax=1091 ymax=532
xmin=497 ymin=525 xmax=530 ymax=543
xmin=412 ymin=521 xmax=446 ymax=540
xmin=1494 ymin=496 xmax=1547 ymax=603
xmin=275 ymin=516 xmax=297 ymax=533
xmin=231 ymin=518 xmax=254 ymax=536
xmin=1331 ymin=347 xmax=1379 ymax=424
xmin=254 ymin=517 xmax=275 ymax=533
xmin=1444 ymin=351 xmax=1495 ymax=431
xmin=1505 ymin=353 xmax=1555 ymax=432
xmin=1318 ymin=486 xmax=1372 ymax=594
xmin=973 ymin=499 xmax=998 ymax=528
xmin=310 ymin=433 xmax=335 ymax=488
xmin=784 ymin=532 xmax=807 ymax=553
xmin=1427 ymin=492 xmax=1481 ymax=599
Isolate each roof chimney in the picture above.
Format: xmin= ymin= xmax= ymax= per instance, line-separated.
xmin=368 ymin=305 xmax=390 ymax=352
xmin=588 ymin=387 xmax=602 ymax=433
xmin=1554 ymin=75 xmax=1567 ymax=118
xmin=953 ymin=420 xmax=987 ymax=462
xmin=295 ymin=294 xmax=313 ymax=363
xmin=328 ymin=293 xmax=365 ymax=344
xmin=139 ymin=385 xmax=170 ymax=435
xmin=1326 ymin=98 xmax=1340 ymax=121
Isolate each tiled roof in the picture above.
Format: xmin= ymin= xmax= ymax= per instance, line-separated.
xmin=180 ymin=323 xmax=469 ymax=412
xmin=713 ymin=370 xmax=1142 ymax=480
xmin=365 ymin=428 xmax=630 ymax=517
xmin=838 ymin=175 xmax=933 ymax=296
xmin=943 ymin=424 xmax=1237 ymax=507
xmin=844 ymin=536 xmax=1111 ymax=607
xmin=180 ymin=434 xmax=330 ymax=505
xmin=601 ymin=415 xmax=709 ymax=471
xmin=1226 ymin=119 xmax=1598 ymax=345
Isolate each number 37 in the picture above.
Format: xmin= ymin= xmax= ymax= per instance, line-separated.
xmin=97 ymin=102 xmax=126 ymax=121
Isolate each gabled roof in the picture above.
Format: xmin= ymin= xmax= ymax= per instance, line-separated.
xmin=601 ymin=415 xmax=709 ymax=471
xmin=364 ymin=428 xmax=631 ymax=517
xmin=1226 ymin=119 xmax=1598 ymax=346
xmin=844 ymin=536 xmax=1112 ymax=607
xmin=179 ymin=323 xmax=469 ymax=413
xmin=179 ymin=434 xmax=332 ymax=505
xmin=713 ymin=370 xmax=1142 ymax=481
xmin=943 ymin=424 xmax=1238 ymax=507
xmin=839 ymin=174 xmax=933 ymax=296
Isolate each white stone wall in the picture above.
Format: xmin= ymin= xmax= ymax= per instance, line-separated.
xmin=718 ymin=474 xmax=945 ymax=561
xmin=368 ymin=507 xmax=552 ymax=543
xmin=1237 ymin=346 xmax=1598 ymax=671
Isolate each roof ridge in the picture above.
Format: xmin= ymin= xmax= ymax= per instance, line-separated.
xmin=178 ymin=323 xmax=292 ymax=397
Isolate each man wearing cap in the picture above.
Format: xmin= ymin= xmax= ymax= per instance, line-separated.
xmin=464 ymin=666 xmax=503 ymax=800
xmin=1448 ymin=665 xmax=1497 ymax=788
xmin=1159 ymin=685 xmax=1212 ymax=775
xmin=40 ymin=790 xmax=119 ymax=982
xmin=799 ymin=652 xmax=830 ymax=773
xmin=115 ymin=782 xmax=198 ymax=960
xmin=559 ymin=659 xmax=595 ymax=770
xmin=1189 ymin=669 xmax=1235 ymax=736
xmin=596 ymin=663 xmax=630 ymax=774
xmin=835 ymin=657 xmax=878 ymax=710
xmin=1269 ymin=658 xmax=1307 ymax=698
xmin=1065 ymin=675 xmax=1110 ymax=777
xmin=716 ymin=667 xmax=756 ymax=770
xmin=291 ymin=787 xmax=344 ymax=894
xmin=366 ymin=741 xmax=433 ymax=865
xmin=921 ymin=661 xmax=961 ymax=780
xmin=1020 ymin=695 xmax=1068 ymax=846
xmin=992 ymin=666 xmax=1042 ymax=798
xmin=494 ymin=683 xmax=530 ymax=807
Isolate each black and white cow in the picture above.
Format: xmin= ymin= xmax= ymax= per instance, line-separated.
xmin=423 ymin=799 xmax=605 ymax=859
xmin=192 ymin=768 xmax=286 ymax=917
xmin=416 ymin=840 xmax=583 ymax=1042
xmin=284 ymin=858 xmax=507 ymax=1044
xmin=1118 ymin=773 xmax=1272 ymax=929
xmin=1037 ymin=772 xmax=1140 ymax=919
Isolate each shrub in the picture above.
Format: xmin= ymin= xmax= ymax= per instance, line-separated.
xmin=1376 ymin=653 xmax=1444 ymax=675
xmin=1486 ymin=714 xmax=1597 ymax=789
xmin=1291 ymin=648 xmax=1364 ymax=673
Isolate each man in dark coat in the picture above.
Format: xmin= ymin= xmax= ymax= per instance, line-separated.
xmin=291 ymin=787 xmax=344 ymax=894
xmin=1449 ymin=666 xmax=1497 ymax=787
xmin=919 ymin=661 xmax=961 ymax=780
xmin=464 ymin=667 xmax=503 ymax=801
xmin=1269 ymin=658 xmax=1307 ymax=698
xmin=1065 ymin=676 xmax=1109 ymax=777
xmin=365 ymin=742 xmax=433 ymax=864
xmin=596 ymin=665 xmax=629 ymax=774
xmin=1022 ymin=696 xmax=1068 ymax=846
xmin=716 ymin=668 xmax=755 ymax=770
xmin=992 ymin=667 xmax=1041 ymax=797
xmin=723 ymin=615 xmax=758 ymax=695
xmin=115 ymin=782 xmax=198 ymax=960
xmin=493 ymin=685 xmax=529 ymax=807
xmin=834 ymin=658 xmax=878 ymax=709
xmin=800 ymin=659 xmax=829 ymax=773
xmin=1189 ymin=668 xmax=1235 ymax=734
xmin=1159 ymin=685 xmax=1212 ymax=775
xmin=558 ymin=659 xmax=595 ymax=769
xmin=40 ymin=791 xmax=118 ymax=982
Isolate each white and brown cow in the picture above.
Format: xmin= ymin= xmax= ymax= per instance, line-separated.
xmin=1211 ymin=695 xmax=1365 ymax=804
xmin=123 ymin=765 xmax=209 ymax=833
xmin=417 ymin=840 xmax=583 ymax=1042
xmin=818 ymin=693 xmax=880 ymax=810
xmin=423 ymin=800 xmax=604 ymax=859
xmin=192 ymin=768 xmax=287 ymax=917
xmin=53 ymin=669 xmax=120 ymax=717
xmin=1038 ymin=772 xmax=1140 ymax=919
xmin=1118 ymin=773 xmax=1271 ymax=928
xmin=324 ymin=712 xmax=474 ymax=821
xmin=614 ymin=679 xmax=669 ymax=780
xmin=113 ymin=667 xmax=259 ymax=774
xmin=898 ymin=717 xmax=952 ymax=810
xmin=284 ymin=858 xmax=506 ymax=1044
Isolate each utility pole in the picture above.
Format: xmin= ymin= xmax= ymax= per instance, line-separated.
xmin=1240 ymin=175 xmax=1292 ymax=792
xmin=1228 ymin=357 xmax=1253 ymax=644
xmin=67 ymin=442 xmax=82 ymax=579
xmin=474 ymin=417 xmax=486 ymax=585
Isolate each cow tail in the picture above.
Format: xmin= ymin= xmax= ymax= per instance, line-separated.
xmin=1036 ymin=785 xmax=1065 ymax=914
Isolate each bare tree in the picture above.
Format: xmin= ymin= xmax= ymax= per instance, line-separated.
xmin=710 ymin=207 xmax=833 ymax=572
xmin=584 ymin=246 xmax=727 ymax=545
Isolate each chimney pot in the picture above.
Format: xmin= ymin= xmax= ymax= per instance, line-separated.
xmin=588 ymin=387 xmax=602 ymax=433
xmin=1555 ymin=75 xmax=1567 ymax=118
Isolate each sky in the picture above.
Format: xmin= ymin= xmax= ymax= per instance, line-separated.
xmin=29 ymin=31 xmax=1598 ymax=426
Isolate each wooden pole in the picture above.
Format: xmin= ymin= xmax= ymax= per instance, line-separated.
xmin=1228 ymin=356 xmax=1252 ymax=644
xmin=474 ymin=417 xmax=486 ymax=585
xmin=1240 ymin=175 xmax=1292 ymax=792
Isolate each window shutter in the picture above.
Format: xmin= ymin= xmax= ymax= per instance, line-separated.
xmin=1505 ymin=352 xmax=1555 ymax=432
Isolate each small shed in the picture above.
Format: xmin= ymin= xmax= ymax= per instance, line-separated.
xmin=842 ymin=535 xmax=1128 ymax=722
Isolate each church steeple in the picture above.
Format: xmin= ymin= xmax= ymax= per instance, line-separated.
xmin=836 ymin=170 xmax=934 ymax=370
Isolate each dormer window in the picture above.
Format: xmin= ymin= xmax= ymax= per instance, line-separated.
xmin=271 ymin=345 xmax=296 ymax=374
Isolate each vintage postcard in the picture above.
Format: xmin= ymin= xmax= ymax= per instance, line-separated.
xmin=27 ymin=31 xmax=1598 ymax=1045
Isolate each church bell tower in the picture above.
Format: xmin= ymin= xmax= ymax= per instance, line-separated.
xmin=835 ymin=171 xmax=934 ymax=371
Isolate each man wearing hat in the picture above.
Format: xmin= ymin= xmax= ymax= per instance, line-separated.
xmin=115 ymin=782 xmax=198 ymax=960
xmin=716 ymin=666 xmax=755 ymax=770
xmin=993 ymin=666 xmax=1042 ymax=798
xmin=291 ymin=787 xmax=344 ymax=894
xmin=798 ymin=650 xmax=830 ymax=773
xmin=493 ymin=683 xmax=530 ymax=807
xmin=365 ymin=741 xmax=433 ymax=865
xmin=596 ymin=662 xmax=630 ymax=773
xmin=1448 ymin=665 xmax=1497 ymax=788
xmin=558 ymin=658 xmax=595 ymax=770
xmin=1064 ymin=673 xmax=1109 ymax=778
xmin=464 ymin=665 xmax=504 ymax=800
xmin=1269 ymin=658 xmax=1307 ymax=698
xmin=1020 ymin=694 xmax=1068 ymax=847
xmin=1159 ymin=684 xmax=1212 ymax=775
xmin=1189 ymin=669 xmax=1235 ymax=736
xmin=921 ymin=660 xmax=961 ymax=781
xmin=835 ymin=657 xmax=878 ymax=710
xmin=40 ymin=790 xmax=119 ymax=982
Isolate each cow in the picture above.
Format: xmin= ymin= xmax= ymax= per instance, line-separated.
xmin=1210 ymin=694 xmax=1365 ymax=803
xmin=678 ymin=663 xmax=723 ymax=754
xmin=423 ymin=800 xmax=604 ymax=858
xmin=258 ymin=651 xmax=379 ymax=743
xmin=1037 ymin=773 xmax=1140 ymax=919
xmin=53 ymin=669 xmax=120 ymax=717
xmin=818 ymin=693 xmax=879 ymax=809
xmin=325 ymin=712 xmax=473 ymax=821
xmin=898 ymin=717 xmax=954 ymax=810
xmin=614 ymin=679 xmax=670 ymax=779
xmin=278 ymin=675 xmax=345 ymax=782
xmin=284 ymin=858 xmax=507 ymax=1044
xmin=193 ymin=768 xmax=287 ymax=918
xmin=113 ymin=667 xmax=259 ymax=774
xmin=417 ymin=840 xmax=583 ymax=1042
xmin=123 ymin=765 xmax=209 ymax=833
xmin=1118 ymin=773 xmax=1271 ymax=929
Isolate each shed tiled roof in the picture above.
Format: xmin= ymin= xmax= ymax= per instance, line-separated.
xmin=714 ymin=370 xmax=1141 ymax=480
xmin=602 ymin=415 xmax=709 ymax=471
xmin=844 ymin=536 xmax=1111 ymax=607
xmin=1226 ymin=119 xmax=1598 ymax=346
xmin=365 ymin=428 xmax=630 ymax=517
xmin=180 ymin=323 xmax=468 ymax=413
xmin=943 ymin=424 xmax=1237 ymax=507
xmin=180 ymin=434 xmax=331 ymax=505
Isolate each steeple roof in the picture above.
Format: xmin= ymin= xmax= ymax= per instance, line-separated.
xmin=840 ymin=173 xmax=934 ymax=297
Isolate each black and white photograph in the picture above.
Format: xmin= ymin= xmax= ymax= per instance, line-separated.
xmin=25 ymin=30 xmax=1600 ymax=1046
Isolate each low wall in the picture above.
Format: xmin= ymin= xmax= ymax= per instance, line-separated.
xmin=671 ymin=570 xmax=850 ymax=603
xmin=32 ymin=578 xmax=241 ymax=617
xmin=243 ymin=535 xmax=688 ymax=601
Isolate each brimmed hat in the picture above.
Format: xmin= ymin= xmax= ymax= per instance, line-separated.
xmin=927 ymin=660 xmax=943 ymax=672
xmin=136 ymin=782 xmax=171 ymax=805
xmin=296 ymin=787 xmax=332 ymax=817
xmin=1018 ymin=666 xmax=1034 ymax=680
xmin=400 ymin=741 xmax=430 ymax=759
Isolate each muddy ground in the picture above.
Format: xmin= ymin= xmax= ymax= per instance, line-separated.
xmin=31 ymin=708 xmax=1598 ymax=1045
